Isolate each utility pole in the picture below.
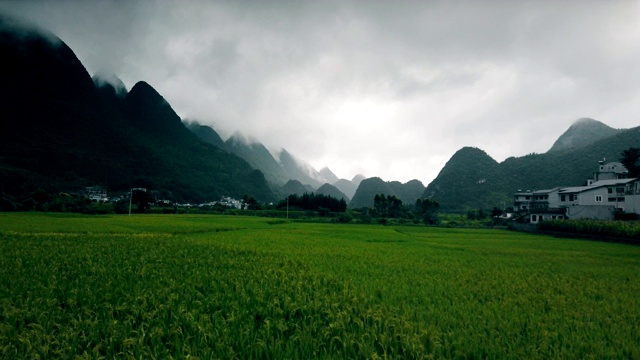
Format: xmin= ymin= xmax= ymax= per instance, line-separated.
xmin=129 ymin=188 xmax=146 ymax=216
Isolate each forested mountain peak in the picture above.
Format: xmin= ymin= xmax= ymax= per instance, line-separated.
xmin=122 ymin=81 xmax=190 ymax=139
xmin=281 ymin=179 xmax=313 ymax=197
xmin=0 ymin=14 xmax=60 ymax=46
xmin=92 ymin=72 xmax=127 ymax=98
xmin=316 ymin=183 xmax=349 ymax=201
xmin=126 ymin=81 xmax=164 ymax=104
xmin=333 ymin=178 xmax=358 ymax=200
xmin=421 ymin=147 xmax=504 ymax=210
xmin=352 ymin=174 xmax=367 ymax=187
xmin=548 ymin=118 xmax=622 ymax=153
xmin=437 ymin=147 xmax=498 ymax=177
xmin=224 ymin=132 xmax=289 ymax=185
xmin=226 ymin=132 xmax=269 ymax=150
xmin=184 ymin=120 xmax=225 ymax=149
xmin=350 ymin=177 xmax=425 ymax=209
xmin=278 ymin=149 xmax=324 ymax=188
xmin=451 ymin=146 xmax=496 ymax=161
xmin=319 ymin=167 xmax=339 ymax=184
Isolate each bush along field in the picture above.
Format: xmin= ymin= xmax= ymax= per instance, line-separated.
xmin=1 ymin=213 xmax=639 ymax=358
xmin=539 ymin=219 xmax=640 ymax=243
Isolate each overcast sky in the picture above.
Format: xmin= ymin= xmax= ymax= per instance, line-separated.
xmin=2 ymin=1 xmax=639 ymax=184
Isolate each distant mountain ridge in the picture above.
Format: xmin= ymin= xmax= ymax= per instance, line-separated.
xmin=185 ymin=122 xmax=362 ymax=197
xmin=350 ymin=177 xmax=425 ymax=208
xmin=316 ymin=183 xmax=349 ymax=202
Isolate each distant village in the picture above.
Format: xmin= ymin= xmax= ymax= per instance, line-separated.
xmin=513 ymin=160 xmax=640 ymax=222
xmin=84 ymin=187 xmax=245 ymax=210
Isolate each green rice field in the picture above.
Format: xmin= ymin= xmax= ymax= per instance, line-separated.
xmin=1 ymin=213 xmax=639 ymax=359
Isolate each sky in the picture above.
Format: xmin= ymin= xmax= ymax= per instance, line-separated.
xmin=2 ymin=0 xmax=640 ymax=185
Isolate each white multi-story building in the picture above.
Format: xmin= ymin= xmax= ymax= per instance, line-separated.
xmin=515 ymin=162 xmax=639 ymax=223
xmin=557 ymin=178 xmax=638 ymax=220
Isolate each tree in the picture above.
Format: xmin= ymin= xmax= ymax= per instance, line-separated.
xmin=373 ymin=194 xmax=403 ymax=218
xmin=466 ymin=208 xmax=486 ymax=220
xmin=620 ymin=147 xmax=640 ymax=178
xmin=242 ymin=194 xmax=261 ymax=210
xmin=415 ymin=198 xmax=440 ymax=225
xmin=131 ymin=189 xmax=154 ymax=213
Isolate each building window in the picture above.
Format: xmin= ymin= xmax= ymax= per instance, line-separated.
xmin=608 ymin=188 xmax=613 ymax=194
xmin=595 ymin=195 xmax=602 ymax=202
xmin=561 ymin=195 xmax=566 ymax=202
xmin=608 ymin=197 xmax=616 ymax=202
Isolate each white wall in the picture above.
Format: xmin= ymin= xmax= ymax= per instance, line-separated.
xmin=566 ymin=205 xmax=615 ymax=220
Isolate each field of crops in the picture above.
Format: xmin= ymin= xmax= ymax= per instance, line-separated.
xmin=1 ymin=213 xmax=639 ymax=358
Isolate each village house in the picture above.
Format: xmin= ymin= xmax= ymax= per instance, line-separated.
xmin=522 ymin=187 xmax=566 ymax=223
xmin=558 ymin=178 xmax=637 ymax=220
xmin=85 ymin=186 xmax=108 ymax=202
xmin=515 ymin=161 xmax=640 ymax=223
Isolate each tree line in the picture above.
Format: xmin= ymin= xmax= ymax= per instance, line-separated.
xmin=366 ymin=194 xmax=441 ymax=225
xmin=277 ymin=193 xmax=347 ymax=214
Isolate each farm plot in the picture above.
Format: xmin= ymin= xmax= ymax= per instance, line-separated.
xmin=1 ymin=213 xmax=639 ymax=358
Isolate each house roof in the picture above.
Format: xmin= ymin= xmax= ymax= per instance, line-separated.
xmin=532 ymin=187 xmax=562 ymax=194
xmin=559 ymin=178 xmax=637 ymax=194
xmin=590 ymin=178 xmax=637 ymax=187
xmin=559 ymin=186 xmax=589 ymax=194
